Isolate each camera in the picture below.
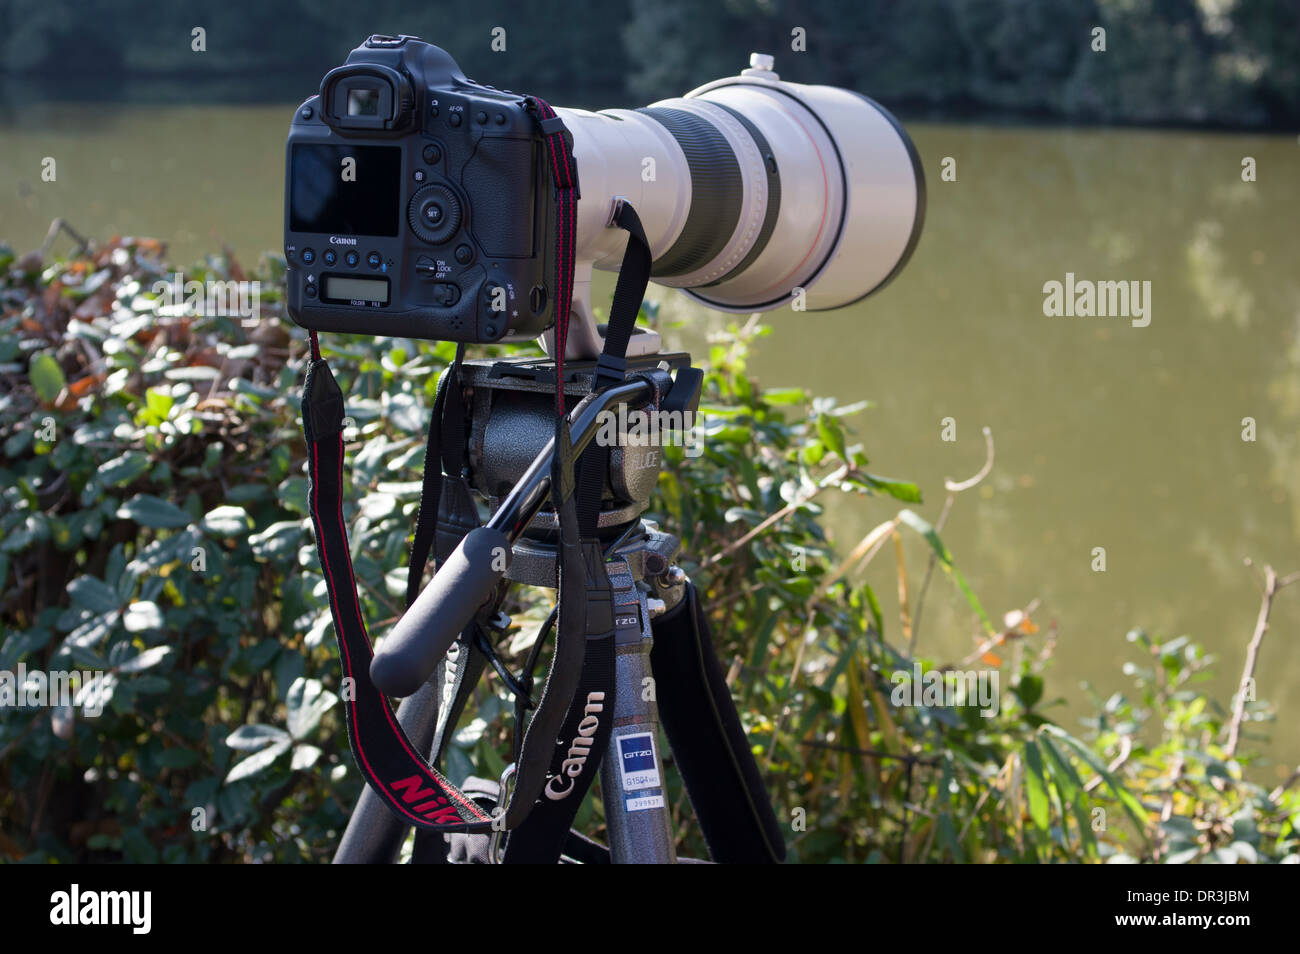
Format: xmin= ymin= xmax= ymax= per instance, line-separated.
xmin=285 ymin=35 xmax=925 ymax=356
xmin=285 ymin=35 xmax=556 ymax=344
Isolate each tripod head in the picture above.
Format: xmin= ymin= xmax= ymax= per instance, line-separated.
xmin=464 ymin=351 xmax=694 ymax=536
xmin=369 ymin=350 xmax=702 ymax=698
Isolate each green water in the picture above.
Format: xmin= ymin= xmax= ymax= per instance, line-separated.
xmin=3 ymin=105 xmax=1297 ymax=776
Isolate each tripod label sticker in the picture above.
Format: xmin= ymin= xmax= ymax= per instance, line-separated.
xmin=616 ymin=731 xmax=661 ymax=792
xmin=613 ymin=600 xmax=643 ymax=641
xmin=625 ymin=794 xmax=665 ymax=812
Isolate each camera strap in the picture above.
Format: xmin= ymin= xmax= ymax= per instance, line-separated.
xmin=501 ymin=200 xmax=655 ymax=865
xmin=404 ymin=342 xmax=468 ymax=609
xmin=495 ymin=96 xmax=617 ymax=862
xmin=301 ymin=339 xmax=492 ymax=833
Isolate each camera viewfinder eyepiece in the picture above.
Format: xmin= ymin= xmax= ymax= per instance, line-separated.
xmin=319 ymin=64 xmax=413 ymax=131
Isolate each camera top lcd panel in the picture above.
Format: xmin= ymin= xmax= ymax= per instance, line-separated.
xmin=284 ymin=35 xmax=557 ymax=343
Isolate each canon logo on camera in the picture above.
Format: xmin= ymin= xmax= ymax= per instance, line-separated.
xmin=329 ymin=236 xmax=358 ymax=245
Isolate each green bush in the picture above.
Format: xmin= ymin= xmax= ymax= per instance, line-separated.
xmin=1 ymin=238 xmax=1296 ymax=863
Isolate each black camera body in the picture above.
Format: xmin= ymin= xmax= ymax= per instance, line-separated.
xmin=284 ymin=35 xmax=557 ymax=343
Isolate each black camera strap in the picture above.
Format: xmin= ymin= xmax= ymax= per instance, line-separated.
xmin=502 ymin=195 xmax=655 ymax=863
xmin=575 ymin=199 xmax=651 ymax=536
xmin=301 ymin=340 xmax=492 ymax=833
xmin=405 ymin=342 xmax=466 ymax=610
xmin=496 ymin=96 xmax=617 ymax=862
xmin=505 ymin=199 xmax=649 ymax=853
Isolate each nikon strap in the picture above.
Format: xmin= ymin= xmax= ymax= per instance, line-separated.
xmin=302 ymin=341 xmax=490 ymax=833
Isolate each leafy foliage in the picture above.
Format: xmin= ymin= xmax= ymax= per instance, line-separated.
xmin=1 ymin=238 xmax=1295 ymax=863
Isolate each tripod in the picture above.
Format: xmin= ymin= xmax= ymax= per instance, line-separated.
xmin=330 ymin=347 xmax=784 ymax=863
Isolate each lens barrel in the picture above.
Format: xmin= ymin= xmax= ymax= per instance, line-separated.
xmin=556 ymin=56 xmax=924 ymax=313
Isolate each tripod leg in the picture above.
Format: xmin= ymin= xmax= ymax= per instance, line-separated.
xmin=650 ymin=583 xmax=787 ymax=863
xmin=598 ymin=556 xmax=677 ymax=863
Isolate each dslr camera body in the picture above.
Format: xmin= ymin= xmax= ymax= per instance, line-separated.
xmin=284 ymin=34 xmax=557 ymax=344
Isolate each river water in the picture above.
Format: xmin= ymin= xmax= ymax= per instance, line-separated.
xmin=2 ymin=104 xmax=1296 ymax=774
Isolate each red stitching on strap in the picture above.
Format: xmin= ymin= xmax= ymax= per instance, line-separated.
xmin=311 ymin=434 xmax=488 ymax=826
xmin=530 ymin=96 xmax=577 ymax=416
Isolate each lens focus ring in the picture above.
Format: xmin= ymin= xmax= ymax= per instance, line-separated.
xmin=407 ymin=183 xmax=461 ymax=245
xmin=636 ymin=106 xmax=743 ymax=279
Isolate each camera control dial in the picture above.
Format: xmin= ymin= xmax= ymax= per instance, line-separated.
xmin=407 ymin=183 xmax=462 ymax=245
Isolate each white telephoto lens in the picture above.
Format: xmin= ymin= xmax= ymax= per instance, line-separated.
xmin=556 ymin=53 xmax=924 ymax=316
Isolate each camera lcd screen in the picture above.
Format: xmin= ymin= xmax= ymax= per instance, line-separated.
xmin=323 ymin=276 xmax=389 ymax=304
xmin=290 ymin=144 xmax=401 ymax=237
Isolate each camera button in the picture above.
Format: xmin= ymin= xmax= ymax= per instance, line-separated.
xmin=454 ymin=244 xmax=473 ymax=265
xmin=422 ymin=144 xmax=441 ymax=164
xmin=304 ymin=282 xmax=317 ymax=299
xmin=448 ymin=112 xmax=462 ymax=128
xmin=367 ymin=252 xmax=382 ymax=269
xmin=301 ymin=248 xmax=315 ymax=265
xmin=345 ymin=251 xmax=359 ymax=267
xmin=475 ymin=111 xmax=488 ymax=124
xmin=494 ymin=113 xmax=506 ymax=125
xmin=322 ymin=250 xmax=337 ymax=266
xmin=407 ymin=184 xmax=461 ymax=244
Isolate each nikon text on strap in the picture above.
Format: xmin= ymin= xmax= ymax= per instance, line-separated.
xmin=302 ymin=348 xmax=490 ymax=832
